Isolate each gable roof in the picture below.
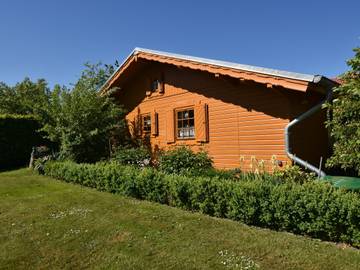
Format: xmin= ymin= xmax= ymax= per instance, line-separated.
xmin=100 ymin=47 xmax=336 ymax=93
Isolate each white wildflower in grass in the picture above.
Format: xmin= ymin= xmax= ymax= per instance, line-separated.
xmin=67 ymin=207 xmax=93 ymax=217
xmin=49 ymin=211 xmax=67 ymax=219
xmin=49 ymin=207 xmax=93 ymax=219
xmin=64 ymin=228 xmax=83 ymax=238
xmin=26 ymin=194 xmax=44 ymax=199
xmin=69 ymin=229 xmax=81 ymax=235
xmin=218 ymin=250 xmax=259 ymax=269
xmin=86 ymin=239 xmax=98 ymax=250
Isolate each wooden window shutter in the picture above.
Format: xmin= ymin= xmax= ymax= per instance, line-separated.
xmin=195 ymin=103 xmax=208 ymax=142
xmin=151 ymin=110 xmax=158 ymax=136
xmin=135 ymin=115 xmax=142 ymax=136
xmin=159 ymin=73 xmax=165 ymax=93
xmin=166 ymin=110 xmax=175 ymax=143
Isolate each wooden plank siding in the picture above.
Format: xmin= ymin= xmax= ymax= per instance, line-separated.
xmin=114 ymin=62 xmax=327 ymax=172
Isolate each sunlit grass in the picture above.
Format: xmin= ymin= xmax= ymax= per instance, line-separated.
xmin=0 ymin=169 xmax=359 ymax=270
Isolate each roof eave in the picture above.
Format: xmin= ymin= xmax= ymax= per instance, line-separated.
xmin=100 ymin=48 xmax=335 ymax=94
xmin=99 ymin=48 xmax=139 ymax=94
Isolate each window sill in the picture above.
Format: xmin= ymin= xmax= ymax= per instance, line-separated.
xmin=176 ymin=137 xmax=195 ymax=141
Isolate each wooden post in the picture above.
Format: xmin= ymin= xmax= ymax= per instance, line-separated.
xmin=29 ymin=147 xmax=35 ymax=169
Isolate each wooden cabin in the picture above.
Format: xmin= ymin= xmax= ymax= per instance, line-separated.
xmin=100 ymin=48 xmax=337 ymax=173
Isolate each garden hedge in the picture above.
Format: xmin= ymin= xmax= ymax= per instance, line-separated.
xmin=44 ymin=161 xmax=360 ymax=247
xmin=0 ymin=114 xmax=44 ymax=169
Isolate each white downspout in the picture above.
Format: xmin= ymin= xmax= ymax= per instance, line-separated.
xmin=285 ymin=90 xmax=332 ymax=178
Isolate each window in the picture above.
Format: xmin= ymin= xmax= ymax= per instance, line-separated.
xmin=151 ymin=80 xmax=159 ymax=92
xmin=142 ymin=114 xmax=151 ymax=134
xmin=176 ymin=108 xmax=195 ymax=139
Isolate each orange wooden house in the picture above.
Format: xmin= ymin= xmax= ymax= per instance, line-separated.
xmin=100 ymin=48 xmax=337 ymax=175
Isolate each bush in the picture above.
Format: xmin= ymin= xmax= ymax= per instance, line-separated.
xmin=112 ymin=146 xmax=151 ymax=167
xmin=273 ymin=165 xmax=317 ymax=184
xmin=34 ymin=155 xmax=56 ymax=175
xmin=43 ymin=161 xmax=360 ymax=247
xmin=0 ymin=114 xmax=48 ymax=170
xmin=159 ymin=146 xmax=213 ymax=175
xmin=32 ymin=146 xmax=58 ymax=174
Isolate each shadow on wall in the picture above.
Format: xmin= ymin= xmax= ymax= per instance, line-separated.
xmin=111 ymin=61 xmax=330 ymax=169
xmin=124 ymin=108 xmax=152 ymax=149
xmin=115 ymin=62 xmax=296 ymax=120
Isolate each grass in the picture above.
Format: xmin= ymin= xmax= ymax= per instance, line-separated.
xmin=0 ymin=169 xmax=359 ymax=270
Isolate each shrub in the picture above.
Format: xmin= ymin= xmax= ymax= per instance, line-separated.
xmin=112 ymin=146 xmax=151 ymax=167
xmin=273 ymin=165 xmax=317 ymax=184
xmin=197 ymin=168 xmax=240 ymax=180
xmin=33 ymin=146 xmax=57 ymax=174
xmin=43 ymin=161 xmax=360 ymax=247
xmin=33 ymin=155 xmax=55 ymax=175
xmin=159 ymin=146 xmax=213 ymax=175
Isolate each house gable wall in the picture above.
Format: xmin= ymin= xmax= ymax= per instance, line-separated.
xmin=114 ymin=62 xmax=327 ymax=172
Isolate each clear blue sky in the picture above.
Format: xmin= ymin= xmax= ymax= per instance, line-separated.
xmin=0 ymin=0 xmax=359 ymax=88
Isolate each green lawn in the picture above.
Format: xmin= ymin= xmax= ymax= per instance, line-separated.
xmin=0 ymin=170 xmax=359 ymax=270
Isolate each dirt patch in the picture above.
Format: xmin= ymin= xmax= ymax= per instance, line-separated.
xmin=109 ymin=231 xmax=132 ymax=243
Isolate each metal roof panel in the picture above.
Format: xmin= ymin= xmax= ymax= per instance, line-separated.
xmin=134 ymin=47 xmax=316 ymax=82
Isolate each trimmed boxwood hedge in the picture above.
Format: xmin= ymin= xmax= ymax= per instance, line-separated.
xmin=43 ymin=161 xmax=360 ymax=247
xmin=0 ymin=114 xmax=46 ymax=170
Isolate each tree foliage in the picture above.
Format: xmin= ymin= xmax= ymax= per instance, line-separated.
xmin=0 ymin=78 xmax=50 ymax=116
xmin=40 ymin=63 xmax=127 ymax=163
xmin=0 ymin=62 xmax=127 ymax=163
xmin=326 ymin=47 xmax=360 ymax=175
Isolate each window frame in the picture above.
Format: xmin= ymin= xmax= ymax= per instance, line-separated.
xmin=150 ymin=79 xmax=159 ymax=92
xmin=141 ymin=114 xmax=151 ymax=135
xmin=175 ymin=107 xmax=195 ymax=140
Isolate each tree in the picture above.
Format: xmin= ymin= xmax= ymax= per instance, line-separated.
xmin=326 ymin=47 xmax=360 ymax=175
xmin=40 ymin=62 xmax=127 ymax=163
xmin=0 ymin=78 xmax=50 ymax=116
